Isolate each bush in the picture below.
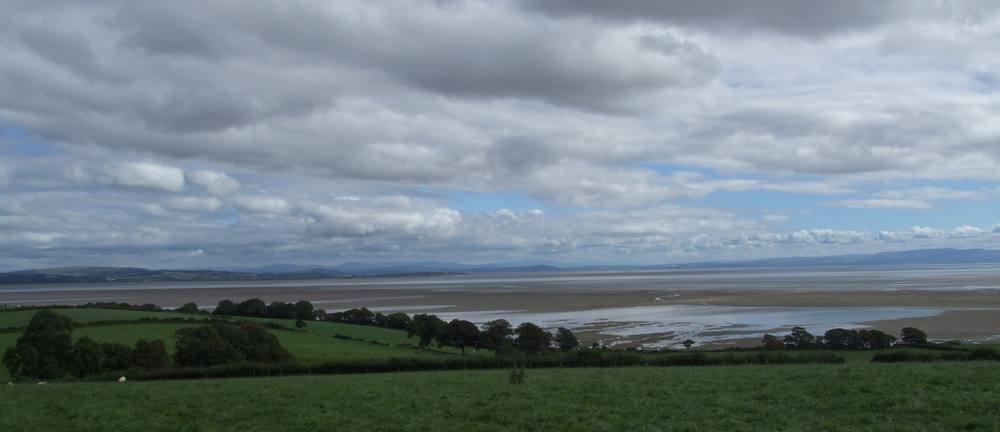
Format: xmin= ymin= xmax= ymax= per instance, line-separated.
xmin=70 ymin=337 xmax=104 ymax=378
xmin=101 ymin=343 xmax=133 ymax=371
xmin=131 ymin=339 xmax=170 ymax=370
xmin=175 ymin=322 xmax=294 ymax=367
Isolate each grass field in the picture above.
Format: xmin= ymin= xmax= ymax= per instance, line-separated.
xmin=0 ymin=310 xmax=477 ymax=382
xmin=2 ymin=362 xmax=999 ymax=431
xmin=0 ymin=308 xmax=206 ymax=328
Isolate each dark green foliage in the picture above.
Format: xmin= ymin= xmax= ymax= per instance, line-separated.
xmin=101 ymin=343 xmax=133 ymax=371
xmin=131 ymin=339 xmax=169 ymax=370
xmin=858 ymin=329 xmax=896 ymax=349
xmin=762 ymin=334 xmax=783 ymax=350
xmin=70 ymin=337 xmax=104 ymax=378
xmin=407 ymin=314 xmax=446 ymax=348
xmin=515 ymin=322 xmax=551 ymax=354
xmin=340 ymin=308 xmax=376 ymax=326
xmin=783 ymin=326 xmax=816 ymax=349
xmin=292 ymin=301 xmax=314 ymax=321
xmin=212 ymin=300 xmax=237 ymax=316
xmin=682 ymin=339 xmax=695 ymax=349
xmin=81 ymin=302 xmax=162 ymax=312
xmin=386 ymin=312 xmax=411 ymax=330
xmin=480 ymin=319 xmax=513 ymax=350
xmin=295 ymin=319 xmax=306 ymax=328
xmin=443 ymin=319 xmax=481 ymax=354
xmin=554 ymin=327 xmax=579 ymax=352
xmin=824 ymin=328 xmax=862 ymax=349
xmin=901 ymin=327 xmax=928 ymax=344
xmin=2 ymin=310 xmax=74 ymax=379
xmin=235 ymin=298 xmax=267 ymax=317
xmin=175 ymin=325 xmax=243 ymax=367
xmin=174 ymin=322 xmax=294 ymax=367
xmin=176 ymin=303 xmax=200 ymax=314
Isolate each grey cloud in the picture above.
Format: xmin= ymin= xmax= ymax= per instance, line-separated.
xmin=189 ymin=170 xmax=240 ymax=195
xmin=516 ymin=0 xmax=993 ymax=37
xmin=103 ymin=162 xmax=186 ymax=192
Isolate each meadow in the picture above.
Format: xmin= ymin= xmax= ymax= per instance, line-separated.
xmin=3 ymin=362 xmax=1000 ymax=431
xmin=0 ymin=308 xmax=480 ymax=381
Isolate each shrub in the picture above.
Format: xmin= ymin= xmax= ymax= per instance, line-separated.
xmin=70 ymin=337 xmax=104 ymax=378
xmin=101 ymin=343 xmax=133 ymax=371
xmin=131 ymin=339 xmax=169 ymax=370
xmin=174 ymin=322 xmax=294 ymax=367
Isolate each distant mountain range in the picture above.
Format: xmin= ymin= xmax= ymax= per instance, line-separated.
xmin=3 ymin=248 xmax=1000 ymax=284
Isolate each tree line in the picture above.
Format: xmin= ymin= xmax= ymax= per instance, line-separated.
xmin=762 ymin=326 xmax=928 ymax=350
xmin=3 ymin=310 xmax=294 ymax=380
xmin=211 ymin=301 xmax=582 ymax=355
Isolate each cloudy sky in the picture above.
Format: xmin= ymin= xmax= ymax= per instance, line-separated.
xmin=2 ymin=1 xmax=1000 ymax=270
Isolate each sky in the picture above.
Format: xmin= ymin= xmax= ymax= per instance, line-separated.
xmin=1 ymin=1 xmax=1000 ymax=270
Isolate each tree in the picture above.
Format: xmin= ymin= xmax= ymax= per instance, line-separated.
xmin=295 ymin=319 xmax=306 ymax=328
xmin=293 ymin=301 xmax=314 ymax=321
xmin=824 ymin=328 xmax=863 ymax=349
xmin=2 ymin=310 xmax=74 ymax=379
xmin=783 ymin=327 xmax=816 ymax=349
xmin=682 ymin=339 xmax=695 ymax=349
xmin=70 ymin=337 xmax=104 ymax=378
xmin=858 ymin=329 xmax=896 ymax=349
xmin=342 ymin=308 xmax=376 ymax=325
xmin=175 ymin=325 xmax=244 ymax=367
xmin=480 ymin=319 xmax=514 ymax=350
xmin=265 ymin=301 xmax=294 ymax=319
xmin=407 ymin=314 xmax=446 ymax=348
xmin=554 ymin=327 xmax=579 ymax=352
xmin=901 ymin=327 xmax=928 ymax=344
xmin=212 ymin=300 xmax=237 ymax=316
xmin=175 ymin=322 xmax=293 ymax=367
xmin=444 ymin=319 xmax=481 ymax=354
xmin=131 ymin=339 xmax=169 ymax=370
xmin=177 ymin=303 xmax=200 ymax=314
xmin=373 ymin=312 xmax=389 ymax=328
xmin=101 ymin=343 xmax=133 ymax=371
xmin=386 ymin=312 xmax=412 ymax=330
xmin=515 ymin=322 xmax=552 ymax=354
xmin=236 ymin=298 xmax=267 ymax=317
xmin=761 ymin=334 xmax=784 ymax=350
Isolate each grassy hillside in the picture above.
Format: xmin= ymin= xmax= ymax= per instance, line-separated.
xmin=0 ymin=309 xmax=478 ymax=381
xmin=3 ymin=363 xmax=999 ymax=431
xmin=0 ymin=308 xmax=206 ymax=328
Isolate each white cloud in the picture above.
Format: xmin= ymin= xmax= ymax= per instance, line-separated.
xmin=234 ymin=195 xmax=290 ymax=215
xmin=828 ymin=199 xmax=931 ymax=209
xmin=165 ymin=196 xmax=222 ymax=212
xmin=910 ymin=226 xmax=945 ymax=239
xmin=189 ymin=170 xmax=240 ymax=195
xmin=105 ymin=162 xmax=185 ymax=192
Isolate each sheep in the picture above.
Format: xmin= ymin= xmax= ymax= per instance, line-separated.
xmin=118 ymin=376 xmax=127 ymax=383
xmin=37 ymin=381 xmax=47 ymax=385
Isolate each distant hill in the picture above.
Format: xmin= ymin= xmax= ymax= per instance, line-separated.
xmin=659 ymin=248 xmax=1000 ymax=269
xmin=3 ymin=248 xmax=1000 ymax=284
